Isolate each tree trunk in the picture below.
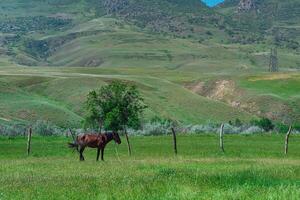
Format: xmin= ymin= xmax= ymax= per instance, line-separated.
xmin=99 ymin=126 xmax=102 ymax=135
xmin=98 ymin=120 xmax=102 ymax=135
xmin=284 ymin=125 xmax=292 ymax=155
xmin=124 ymin=127 xmax=131 ymax=156
xmin=27 ymin=127 xmax=32 ymax=156
xmin=220 ymin=124 xmax=225 ymax=153
xmin=171 ymin=128 xmax=177 ymax=155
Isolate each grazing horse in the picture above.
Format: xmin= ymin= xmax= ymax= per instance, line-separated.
xmin=68 ymin=132 xmax=121 ymax=161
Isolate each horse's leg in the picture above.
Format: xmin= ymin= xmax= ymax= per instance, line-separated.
xmin=101 ymin=148 xmax=105 ymax=161
xmin=96 ymin=148 xmax=100 ymax=161
xmin=79 ymin=146 xmax=85 ymax=161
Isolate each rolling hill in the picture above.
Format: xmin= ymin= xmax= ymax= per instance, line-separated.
xmin=0 ymin=0 xmax=299 ymax=127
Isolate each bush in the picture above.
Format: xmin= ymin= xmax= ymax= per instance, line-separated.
xmin=275 ymin=123 xmax=290 ymax=133
xmin=32 ymin=120 xmax=63 ymax=136
xmin=293 ymin=124 xmax=300 ymax=132
xmin=241 ymin=126 xmax=264 ymax=135
xmin=223 ymin=123 xmax=242 ymax=134
xmin=188 ymin=124 xmax=217 ymax=134
xmin=251 ymin=118 xmax=274 ymax=132
xmin=128 ymin=121 xmax=273 ymax=136
xmin=128 ymin=121 xmax=172 ymax=136
xmin=0 ymin=124 xmax=27 ymax=136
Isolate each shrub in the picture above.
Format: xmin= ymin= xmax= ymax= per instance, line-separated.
xmin=0 ymin=124 xmax=27 ymax=136
xmin=128 ymin=121 xmax=272 ymax=136
xmin=32 ymin=120 xmax=63 ymax=136
xmin=275 ymin=123 xmax=290 ymax=133
xmin=241 ymin=126 xmax=264 ymax=135
xmin=251 ymin=118 xmax=274 ymax=132
xmin=129 ymin=121 xmax=172 ymax=136
xmin=223 ymin=123 xmax=242 ymax=134
xmin=293 ymin=124 xmax=300 ymax=132
xmin=188 ymin=124 xmax=217 ymax=134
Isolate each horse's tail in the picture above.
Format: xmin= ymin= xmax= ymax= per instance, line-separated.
xmin=68 ymin=142 xmax=78 ymax=149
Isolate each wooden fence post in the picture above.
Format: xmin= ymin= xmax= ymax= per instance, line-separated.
xmin=220 ymin=124 xmax=225 ymax=152
xmin=171 ymin=128 xmax=177 ymax=155
xmin=284 ymin=125 xmax=292 ymax=155
xmin=27 ymin=127 xmax=32 ymax=156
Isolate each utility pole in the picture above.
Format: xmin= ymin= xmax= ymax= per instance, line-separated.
xmin=269 ymin=48 xmax=278 ymax=72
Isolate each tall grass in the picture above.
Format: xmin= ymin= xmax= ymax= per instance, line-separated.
xmin=0 ymin=135 xmax=299 ymax=199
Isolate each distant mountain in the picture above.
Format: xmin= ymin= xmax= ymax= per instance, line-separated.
xmin=219 ymin=0 xmax=300 ymax=26
xmin=100 ymin=0 xmax=222 ymax=37
xmin=1 ymin=0 xmax=299 ymax=66
xmin=217 ymin=0 xmax=300 ymax=48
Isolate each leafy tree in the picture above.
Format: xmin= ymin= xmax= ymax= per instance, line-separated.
xmin=84 ymin=90 xmax=104 ymax=131
xmin=84 ymin=81 xmax=147 ymax=155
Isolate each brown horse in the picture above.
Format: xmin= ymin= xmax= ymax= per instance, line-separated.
xmin=68 ymin=132 xmax=121 ymax=161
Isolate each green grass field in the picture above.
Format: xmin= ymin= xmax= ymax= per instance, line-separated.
xmin=0 ymin=134 xmax=300 ymax=199
xmin=0 ymin=1 xmax=300 ymax=199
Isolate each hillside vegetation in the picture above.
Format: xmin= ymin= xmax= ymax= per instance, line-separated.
xmin=0 ymin=0 xmax=299 ymax=127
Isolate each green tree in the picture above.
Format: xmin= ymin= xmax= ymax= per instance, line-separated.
xmin=84 ymin=81 xmax=147 ymax=155
xmin=84 ymin=90 xmax=104 ymax=131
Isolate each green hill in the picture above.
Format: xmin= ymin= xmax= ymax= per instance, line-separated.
xmin=0 ymin=0 xmax=299 ymax=127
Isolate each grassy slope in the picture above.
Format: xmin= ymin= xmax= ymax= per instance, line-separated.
xmin=0 ymin=2 xmax=299 ymax=126
xmin=0 ymin=135 xmax=299 ymax=199
xmin=0 ymin=66 xmax=254 ymax=126
xmin=236 ymin=73 xmax=300 ymax=123
xmin=0 ymin=75 xmax=82 ymax=127
xmin=46 ymin=18 xmax=254 ymax=71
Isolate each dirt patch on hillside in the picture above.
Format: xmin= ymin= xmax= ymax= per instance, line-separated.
xmin=186 ymin=79 xmax=244 ymax=108
xmin=185 ymin=79 xmax=296 ymax=122
xmin=207 ymin=80 xmax=236 ymax=101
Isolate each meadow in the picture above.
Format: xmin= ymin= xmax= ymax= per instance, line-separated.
xmin=0 ymin=1 xmax=300 ymax=199
xmin=0 ymin=134 xmax=299 ymax=200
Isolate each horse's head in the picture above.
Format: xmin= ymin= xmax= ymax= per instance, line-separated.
xmin=112 ymin=132 xmax=121 ymax=144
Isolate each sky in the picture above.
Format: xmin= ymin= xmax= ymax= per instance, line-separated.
xmin=201 ymin=0 xmax=224 ymax=7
